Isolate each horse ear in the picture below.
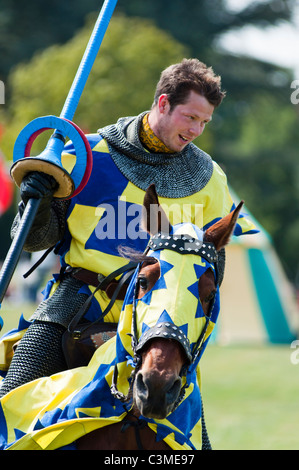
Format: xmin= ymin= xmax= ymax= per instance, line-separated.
xmin=142 ymin=184 xmax=172 ymax=236
xmin=204 ymin=201 xmax=244 ymax=251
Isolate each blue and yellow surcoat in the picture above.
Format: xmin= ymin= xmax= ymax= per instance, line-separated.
xmin=53 ymin=133 xmax=255 ymax=324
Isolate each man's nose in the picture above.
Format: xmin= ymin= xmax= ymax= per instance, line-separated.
xmin=190 ymin=122 xmax=205 ymax=137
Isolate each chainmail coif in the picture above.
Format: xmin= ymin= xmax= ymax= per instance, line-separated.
xmin=99 ymin=112 xmax=214 ymax=198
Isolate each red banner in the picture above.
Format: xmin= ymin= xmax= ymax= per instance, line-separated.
xmin=0 ymin=157 xmax=13 ymax=215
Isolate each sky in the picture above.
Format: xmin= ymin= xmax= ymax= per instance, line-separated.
xmin=222 ymin=0 xmax=299 ymax=76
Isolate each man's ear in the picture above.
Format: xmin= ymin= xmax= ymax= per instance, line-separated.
xmin=158 ymin=94 xmax=170 ymax=114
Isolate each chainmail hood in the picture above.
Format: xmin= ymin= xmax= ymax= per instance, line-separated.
xmin=98 ymin=112 xmax=213 ymax=198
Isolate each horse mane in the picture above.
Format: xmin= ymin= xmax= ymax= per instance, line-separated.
xmin=118 ymin=245 xmax=157 ymax=264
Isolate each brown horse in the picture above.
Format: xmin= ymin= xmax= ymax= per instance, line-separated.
xmin=76 ymin=185 xmax=243 ymax=450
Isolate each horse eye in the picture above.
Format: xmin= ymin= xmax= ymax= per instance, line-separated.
xmin=204 ymin=291 xmax=216 ymax=303
xmin=138 ymin=276 xmax=148 ymax=291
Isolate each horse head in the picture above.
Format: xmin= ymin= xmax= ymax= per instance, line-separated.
xmin=112 ymin=184 xmax=243 ymax=421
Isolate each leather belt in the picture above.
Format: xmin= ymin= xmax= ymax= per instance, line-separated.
xmin=67 ymin=267 xmax=128 ymax=300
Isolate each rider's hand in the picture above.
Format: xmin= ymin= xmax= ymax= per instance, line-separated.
xmin=20 ymin=172 xmax=58 ymax=205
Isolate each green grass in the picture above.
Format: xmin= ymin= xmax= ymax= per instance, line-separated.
xmin=1 ymin=303 xmax=298 ymax=450
xmin=200 ymin=344 xmax=299 ymax=450
xmin=0 ymin=301 xmax=35 ymax=335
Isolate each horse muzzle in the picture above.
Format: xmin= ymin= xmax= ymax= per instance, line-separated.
xmin=132 ymin=322 xmax=192 ymax=419
xmin=134 ymin=369 xmax=182 ymax=419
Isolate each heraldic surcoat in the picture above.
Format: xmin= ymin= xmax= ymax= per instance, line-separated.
xmin=42 ymin=130 xmax=255 ymax=325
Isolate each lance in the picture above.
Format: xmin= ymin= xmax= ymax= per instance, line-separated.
xmin=0 ymin=0 xmax=118 ymax=330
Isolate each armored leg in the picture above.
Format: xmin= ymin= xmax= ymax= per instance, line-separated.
xmin=0 ymin=276 xmax=88 ymax=398
xmin=0 ymin=321 xmax=67 ymax=397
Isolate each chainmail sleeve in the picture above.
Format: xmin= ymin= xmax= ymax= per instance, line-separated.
xmin=10 ymin=198 xmax=70 ymax=252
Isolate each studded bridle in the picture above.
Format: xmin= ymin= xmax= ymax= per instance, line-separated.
xmin=111 ymin=232 xmax=219 ymax=405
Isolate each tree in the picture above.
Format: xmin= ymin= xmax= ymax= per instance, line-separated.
xmin=114 ymin=0 xmax=299 ymax=282
xmin=1 ymin=0 xmax=298 ymax=283
xmin=0 ymin=14 xmax=189 ymax=157
xmin=117 ymin=0 xmax=295 ymax=59
xmin=0 ymin=0 xmax=108 ymax=81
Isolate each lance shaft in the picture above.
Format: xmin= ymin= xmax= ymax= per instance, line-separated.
xmin=61 ymin=0 xmax=118 ymax=121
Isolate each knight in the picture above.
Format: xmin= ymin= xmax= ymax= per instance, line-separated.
xmin=0 ymin=58 xmax=256 ymax=398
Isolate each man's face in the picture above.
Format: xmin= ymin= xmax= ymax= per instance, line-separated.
xmin=154 ymin=90 xmax=214 ymax=153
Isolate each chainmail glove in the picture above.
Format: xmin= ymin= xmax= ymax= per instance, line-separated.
xmin=20 ymin=171 xmax=58 ymax=204
xmin=20 ymin=171 xmax=59 ymax=231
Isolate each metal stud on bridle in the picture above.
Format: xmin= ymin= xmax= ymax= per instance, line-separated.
xmin=147 ymin=232 xmax=218 ymax=263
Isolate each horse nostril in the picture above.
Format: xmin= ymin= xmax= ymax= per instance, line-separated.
xmin=136 ymin=372 xmax=148 ymax=399
xmin=166 ymin=377 xmax=182 ymax=405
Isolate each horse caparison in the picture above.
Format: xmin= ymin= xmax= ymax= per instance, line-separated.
xmin=76 ymin=185 xmax=243 ymax=450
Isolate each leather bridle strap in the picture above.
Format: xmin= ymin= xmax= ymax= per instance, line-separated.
xmin=135 ymin=322 xmax=193 ymax=364
xmin=66 ymin=261 xmax=138 ymax=337
xmin=147 ymin=232 xmax=218 ymax=263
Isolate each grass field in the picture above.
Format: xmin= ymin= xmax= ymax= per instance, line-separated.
xmin=200 ymin=344 xmax=299 ymax=450
xmin=1 ymin=302 xmax=298 ymax=450
xmin=0 ymin=301 xmax=35 ymax=335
